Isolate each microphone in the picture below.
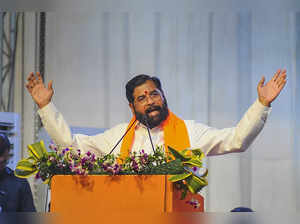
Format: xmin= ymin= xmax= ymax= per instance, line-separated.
xmin=108 ymin=118 xmax=137 ymax=155
xmin=143 ymin=116 xmax=156 ymax=154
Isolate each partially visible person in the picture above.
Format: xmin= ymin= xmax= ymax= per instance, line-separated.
xmin=0 ymin=134 xmax=36 ymax=212
xmin=230 ymin=207 xmax=254 ymax=212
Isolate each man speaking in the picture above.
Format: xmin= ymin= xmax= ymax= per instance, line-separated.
xmin=25 ymin=70 xmax=286 ymax=158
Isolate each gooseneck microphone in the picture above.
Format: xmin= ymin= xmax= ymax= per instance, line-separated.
xmin=143 ymin=116 xmax=156 ymax=154
xmin=108 ymin=119 xmax=137 ymax=155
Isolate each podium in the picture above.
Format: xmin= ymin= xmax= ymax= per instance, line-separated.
xmin=51 ymin=175 xmax=204 ymax=212
xmin=50 ymin=175 xmax=204 ymax=223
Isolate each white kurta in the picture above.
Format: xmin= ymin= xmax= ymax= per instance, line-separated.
xmin=38 ymin=99 xmax=271 ymax=157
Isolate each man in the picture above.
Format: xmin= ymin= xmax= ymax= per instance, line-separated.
xmin=0 ymin=134 xmax=36 ymax=212
xmin=25 ymin=70 xmax=286 ymax=158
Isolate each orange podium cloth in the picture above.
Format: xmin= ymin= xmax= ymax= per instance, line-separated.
xmin=50 ymin=175 xmax=204 ymax=214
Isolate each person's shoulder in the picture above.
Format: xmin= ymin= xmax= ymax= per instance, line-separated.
xmin=5 ymin=167 xmax=29 ymax=184
xmin=111 ymin=122 xmax=129 ymax=129
xmin=183 ymin=120 xmax=195 ymax=125
xmin=183 ymin=120 xmax=212 ymax=133
xmin=183 ymin=120 xmax=205 ymax=127
xmin=100 ymin=122 xmax=129 ymax=138
xmin=106 ymin=122 xmax=129 ymax=132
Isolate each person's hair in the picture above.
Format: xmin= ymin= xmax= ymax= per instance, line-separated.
xmin=230 ymin=207 xmax=254 ymax=212
xmin=0 ymin=134 xmax=10 ymax=156
xmin=125 ymin=74 xmax=164 ymax=104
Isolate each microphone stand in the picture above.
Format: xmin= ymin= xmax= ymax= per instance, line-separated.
xmin=143 ymin=117 xmax=156 ymax=154
xmin=108 ymin=119 xmax=137 ymax=155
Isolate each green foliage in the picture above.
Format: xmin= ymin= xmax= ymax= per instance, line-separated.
xmin=15 ymin=141 xmax=208 ymax=198
xmin=167 ymin=146 xmax=208 ymax=198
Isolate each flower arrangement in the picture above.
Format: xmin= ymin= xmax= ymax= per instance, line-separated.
xmin=15 ymin=141 xmax=208 ymax=199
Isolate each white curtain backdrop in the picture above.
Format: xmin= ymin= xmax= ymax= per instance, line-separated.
xmin=30 ymin=2 xmax=300 ymax=212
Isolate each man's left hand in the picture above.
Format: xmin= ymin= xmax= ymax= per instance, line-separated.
xmin=257 ymin=69 xmax=287 ymax=107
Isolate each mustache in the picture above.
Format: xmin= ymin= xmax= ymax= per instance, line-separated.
xmin=145 ymin=105 xmax=161 ymax=114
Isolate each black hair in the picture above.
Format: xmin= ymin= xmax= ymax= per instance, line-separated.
xmin=0 ymin=134 xmax=10 ymax=156
xmin=125 ymin=74 xmax=164 ymax=103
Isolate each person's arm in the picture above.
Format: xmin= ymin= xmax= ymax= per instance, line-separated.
xmin=38 ymin=102 xmax=127 ymax=156
xmin=189 ymin=99 xmax=270 ymax=156
xmin=189 ymin=69 xmax=286 ymax=156
xmin=26 ymin=72 xmax=123 ymax=156
xmin=38 ymin=102 xmax=75 ymax=148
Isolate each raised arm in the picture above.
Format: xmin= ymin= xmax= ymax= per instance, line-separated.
xmin=25 ymin=72 xmax=121 ymax=156
xmin=190 ymin=69 xmax=287 ymax=156
xmin=26 ymin=72 xmax=74 ymax=147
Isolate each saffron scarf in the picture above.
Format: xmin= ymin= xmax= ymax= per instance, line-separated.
xmin=119 ymin=111 xmax=190 ymax=159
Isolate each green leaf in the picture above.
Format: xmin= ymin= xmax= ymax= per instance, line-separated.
xmin=16 ymin=159 xmax=36 ymax=171
xmin=28 ymin=141 xmax=48 ymax=160
xmin=168 ymin=146 xmax=189 ymax=161
xmin=191 ymin=148 xmax=204 ymax=157
xmin=182 ymin=159 xmax=203 ymax=168
xmin=14 ymin=169 xmax=38 ymax=178
xmin=168 ymin=172 xmax=193 ymax=182
xmin=185 ymin=175 xmax=208 ymax=194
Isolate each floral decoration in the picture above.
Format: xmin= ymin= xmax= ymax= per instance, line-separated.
xmin=15 ymin=141 xmax=208 ymax=199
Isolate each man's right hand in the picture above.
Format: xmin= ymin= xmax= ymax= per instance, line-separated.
xmin=26 ymin=72 xmax=54 ymax=109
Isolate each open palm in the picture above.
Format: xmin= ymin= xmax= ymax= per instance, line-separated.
xmin=26 ymin=72 xmax=54 ymax=109
xmin=257 ymin=69 xmax=287 ymax=107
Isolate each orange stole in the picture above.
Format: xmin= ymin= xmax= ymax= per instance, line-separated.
xmin=120 ymin=111 xmax=191 ymax=158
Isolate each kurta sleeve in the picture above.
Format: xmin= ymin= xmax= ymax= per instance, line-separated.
xmin=38 ymin=102 xmax=127 ymax=156
xmin=187 ymin=99 xmax=271 ymax=156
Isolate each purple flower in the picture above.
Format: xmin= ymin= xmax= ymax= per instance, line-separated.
xmin=49 ymin=144 xmax=57 ymax=151
xmin=81 ymin=157 xmax=87 ymax=164
xmin=186 ymin=198 xmax=200 ymax=209
xmin=86 ymin=151 xmax=91 ymax=157
xmin=102 ymin=164 xmax=107 ymax=171
xmin=35 ymin=171 xmax=41 ymax=180
xmin=88 ymin=163 xmax=94 ymax=170
xmin=192 ymin=167 xmax=198 ymax=172
xmin=113 ymin=164 xmax=119 ymax=170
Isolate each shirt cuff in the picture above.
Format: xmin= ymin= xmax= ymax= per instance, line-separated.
xmin=37 ymin=102 xmax=56 ymax=119
xmin=253 ymin=98 xmax=271 ymax=123
xmin=255 ymin=98 xmax=272 ymax=112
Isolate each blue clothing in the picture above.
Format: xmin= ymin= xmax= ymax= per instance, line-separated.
xmin=0 ymin=167 xmax=36 ymax=212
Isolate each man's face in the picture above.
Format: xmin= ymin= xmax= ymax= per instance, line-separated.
xmin=0 ymin=149 xmax=10 ymax=172
xmin=129 ymin=80 xmax=169 ymax=128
